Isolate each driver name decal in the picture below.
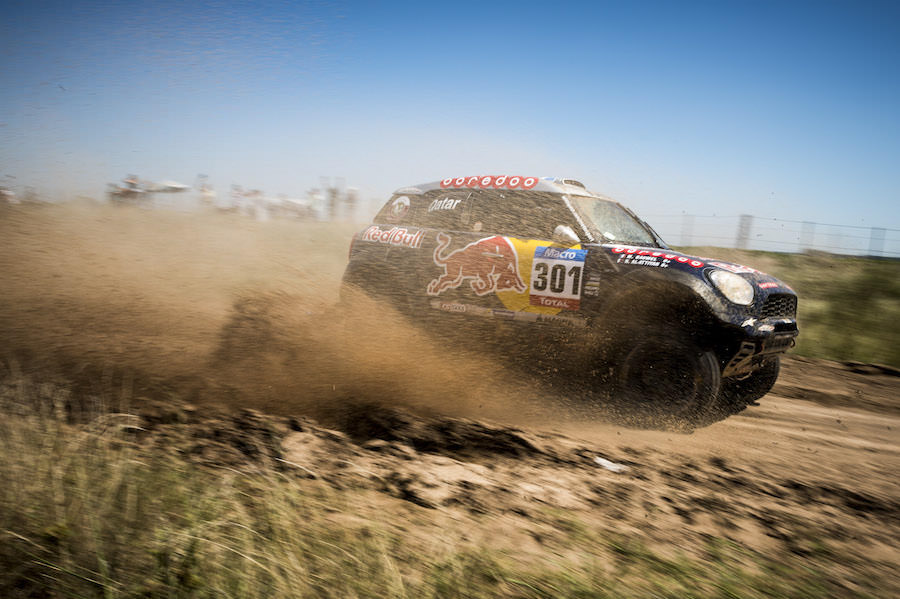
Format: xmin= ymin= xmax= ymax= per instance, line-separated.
xmin=611 ymin=247 xmax=704 ymax=268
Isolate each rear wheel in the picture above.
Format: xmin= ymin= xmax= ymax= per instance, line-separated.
xmin=610 ymin=326 xmax=721 ymax=429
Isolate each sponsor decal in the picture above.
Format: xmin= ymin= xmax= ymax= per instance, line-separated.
xmin=440 ymin=175 xmax=539 ymax=190
xmin=536 ymin=313 xmax=587 ymax=328
xmin=427 ymin=232 xmax=527 ymax=296
xmin=610 ymin=246 xmax=704 ymax=268
xmin=424 ymin=236 xmax=586 ymax=317
xmin=427 ymin=299 xmax=586 ymax=327
xmin=361 ymin=225 xmax=425 ymax=249
xmin=439 ymin=302 xmax=467 ymax=313
xmin=709 ymin=261 xmax=760 ymax=275
xmin=529 ymin=246 xmax=587 ymax=310
xmin=533 ymin=297 xmax=574 ymax=308
xmin=431 ymin=300 xmax=480 ymax=315
xmin=428 ymin=196 xmax=462 ymax=212
xmin=583 ymin=273 xmax=601 ymax=297
xmin=388 ymin=196 xmax=410 ymax=221
xmin=758 ymin=281 xmax=780 ymax=289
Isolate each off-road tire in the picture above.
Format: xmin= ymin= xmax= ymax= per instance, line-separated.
xmin=610 ymin=325 xmax=721 ymax=430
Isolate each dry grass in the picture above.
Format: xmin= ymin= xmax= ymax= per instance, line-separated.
xmin=0 ymin=367 xmax=874 ymax=599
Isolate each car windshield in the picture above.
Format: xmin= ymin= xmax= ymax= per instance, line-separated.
xmin=569 ymin=196 xmax=660 ymax=246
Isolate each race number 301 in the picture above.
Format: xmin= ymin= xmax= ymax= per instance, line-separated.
xmin=529 ymin=247 xmax=587 ymax=310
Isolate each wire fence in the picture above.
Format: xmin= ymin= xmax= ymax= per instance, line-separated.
xmin=644 ymin=213 xmax=900 ymax=258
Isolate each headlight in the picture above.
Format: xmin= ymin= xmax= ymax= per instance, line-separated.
xmin=709 ymin=269 xmax=754 ymax=305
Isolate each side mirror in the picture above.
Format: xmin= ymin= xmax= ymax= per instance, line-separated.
xmin=552 ymin=224 xmax=580 ymax=246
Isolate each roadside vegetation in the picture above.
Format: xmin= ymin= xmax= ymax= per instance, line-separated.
xmin=681 ymin=247 xmax=900 ymax=368
xmin=0 ymin=369 xmax=884 ymax=599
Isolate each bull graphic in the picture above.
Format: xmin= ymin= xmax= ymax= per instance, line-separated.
xmin=427 ymin=232 xmax=527 ymax=296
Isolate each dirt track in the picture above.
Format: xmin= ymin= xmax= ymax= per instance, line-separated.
xmin=2 ymin=201 xmax=898 ymax=592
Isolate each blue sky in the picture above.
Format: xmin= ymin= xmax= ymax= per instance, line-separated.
xmin=1 ymin=0 xmax=898 ymax=232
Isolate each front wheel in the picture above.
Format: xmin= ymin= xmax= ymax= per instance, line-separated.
xmin=718 ymin=357 xmax=780 ymax=415
xmin=610 ymin=327 xmax=721 ymax=430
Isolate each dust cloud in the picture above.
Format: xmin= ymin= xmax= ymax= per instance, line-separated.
xmin=0 ymin=200 xmax=555 ymax=426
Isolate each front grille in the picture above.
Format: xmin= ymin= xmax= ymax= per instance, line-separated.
xmin=760 ymin=294 xmax=797 ymax=319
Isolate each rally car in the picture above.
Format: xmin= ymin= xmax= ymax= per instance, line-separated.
xmin=341 ymin=175 xmax=799 ymax=426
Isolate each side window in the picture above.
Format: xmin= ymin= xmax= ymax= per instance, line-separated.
xmin=411 ymin=191 xmax=473 ymax=230
xmin=376 ymin=195 xmax=417 ymax=225
xmin=471 ymin=193 xmax=577 ymax=239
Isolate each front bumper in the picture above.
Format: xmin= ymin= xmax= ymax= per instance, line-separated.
xmin=722 ymin=318 xmax=799 ymax=377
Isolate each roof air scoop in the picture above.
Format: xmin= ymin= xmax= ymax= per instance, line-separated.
xmin=560 ymin=179 xmax=585 ymax=189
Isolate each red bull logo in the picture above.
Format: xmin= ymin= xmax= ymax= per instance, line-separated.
xmin=362 ymin=225 xmax=425 ymax=249
xmin=427 ymin=233 xmax=527 ymax=296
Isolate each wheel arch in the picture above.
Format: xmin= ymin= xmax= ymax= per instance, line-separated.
xmin=590 ymin=273 xmax=728 ymax=359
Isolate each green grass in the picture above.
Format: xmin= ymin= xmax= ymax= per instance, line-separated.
xmin=680 ymin=248 xmax=900 ymax=367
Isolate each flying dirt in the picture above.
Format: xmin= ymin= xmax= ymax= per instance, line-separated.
xmin=1 ymin=200 xmax=898 ymax=593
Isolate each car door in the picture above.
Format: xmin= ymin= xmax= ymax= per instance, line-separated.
xmin=424 ymin=190 xmax=587 ymax=326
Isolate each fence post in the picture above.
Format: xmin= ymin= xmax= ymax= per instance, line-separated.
xmin=800 ymin=221 xmax=815 ymax=253
xmin=868 ymin=227 xmax=886 ymax=257
xmin=736 ymin=214 xmax=753 ymax=249
xmin=826 ymin=226 xmax=843 ymax=253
